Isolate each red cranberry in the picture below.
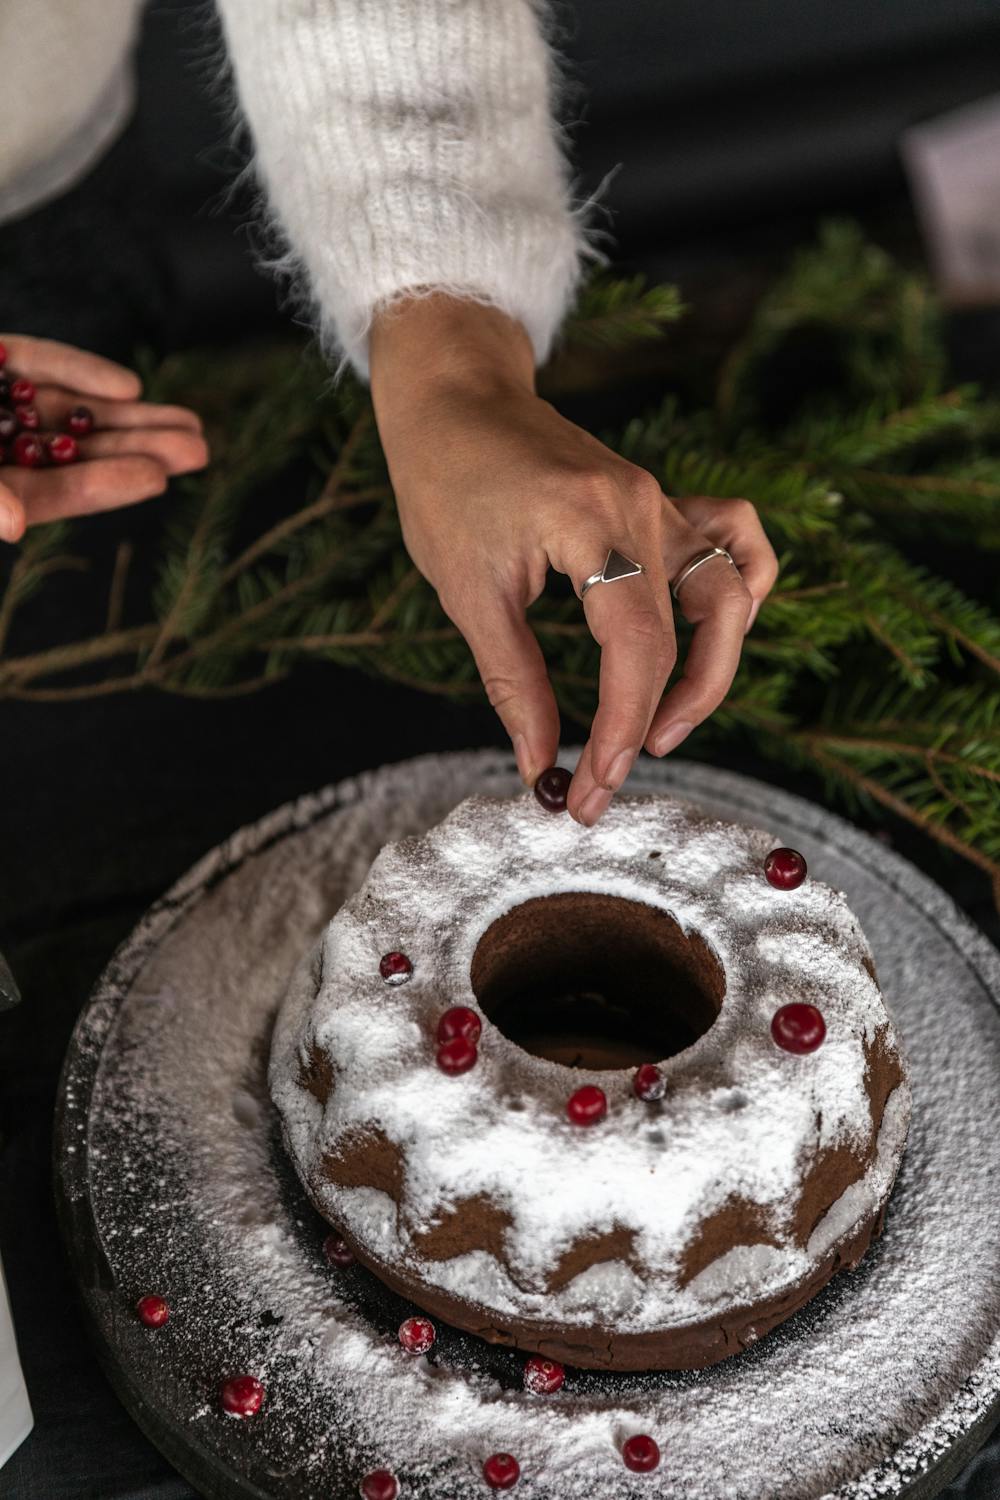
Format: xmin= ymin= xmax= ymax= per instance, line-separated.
xmin=523 ymin=1356 xmax=565 ymax=1394
xmin=136 ymin=1294 xmax=169 ymax=1328
xmin=360 ymin=1472 xmax=399 ymax=1500
xmin=622 ymin=1434 xmax=660 ymax=1472
xmin=437 ymin=1036 xmax=478 ymax=1075
xmin=771 ymin=1002 xmax=826 ymax=1054
xmin=437 ymin=1006 xmax=482 ymax=1045
xmin=633 ymin=1063 xmax=665 ymax=1102
xmin=379 ymin=951 xmax=412 ymax=985
xmin=398 ymin=1316 xmax=435 ymax=1354
xmin=9 ymin=378 xmax=34 ymax=405
xmin=0 ymin=341 xmax=6 ymax=366
xmin=764 ymin=847 xmax=807 ymax=890
xmin=66 ymin=405 xmax=95 ymax=436
xmin=47 ymin=434 xmax=78 ymax=465
xmin=566 ymin=1085 xmax=607 ymax=1126
xmin=13 ymin=433 xmax=44 ymax=468
xmin=0 ymin=410 xmax=17 ymax=444
xmin=14 ymin=405 xmax=38 ymax=431
xmin=220 ymin=1374 xmax=264 ymax=1417
xmin=534 ymin=766 xmax=572 ymax=813
xmin=323 ymin=1232 xmax=355 ymax=1267
xmin=483 ymin=1453 xmax=520 ymax=1490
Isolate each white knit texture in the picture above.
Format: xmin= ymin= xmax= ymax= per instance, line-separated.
xmin=215 ymin=0 xmax=592 ymax=378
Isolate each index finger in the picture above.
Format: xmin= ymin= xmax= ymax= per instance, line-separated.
xmin=1 ymin=335 xmax=142 ymax=401
xmin=448 ymin=586 xmax=561 ymax=788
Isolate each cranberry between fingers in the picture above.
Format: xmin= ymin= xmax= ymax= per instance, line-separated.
xmin=66 ymin=405 xmax=95 ymax=437
xmin=47 ymin=434 xmax=79 ymax=465
xmin=12 ymin=433 xmax=44 ymax=468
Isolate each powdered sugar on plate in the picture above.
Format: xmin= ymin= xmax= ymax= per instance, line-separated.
xmin=59 ymin=752 xmax=1000 ymax=1500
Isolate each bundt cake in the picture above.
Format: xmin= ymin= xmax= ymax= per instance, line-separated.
xmin=269 ymin=789 xmax=910 ymax=1371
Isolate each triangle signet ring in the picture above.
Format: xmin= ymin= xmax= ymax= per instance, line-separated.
xmin=578 ymin=548 xmax=644 ymax=600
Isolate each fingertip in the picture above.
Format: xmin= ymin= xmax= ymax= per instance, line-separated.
xmin=512 ymin=730 xmax=561 ymax=789
xmin=82 ymin=362 xmax=143 ymax=402
xmin=744 ymin=598 xmax=761 ymax=634
xmin=649 ymin=719 xmax=694 ymax=758
xmin=593 ymin=744 xmax=639 ymax=792
xmin=166 ymin=434 xmax=210 ymax=476
xmin=512 ymin=734 xmax=535 ymax=786
xmin=577 ymin=785 xmax=614 ymax=827
xmin=1 ymin=495 xmax=26 ymax=543
xmin=117 ymin=369 xmax=144 ymax=400
xmin=134 ymin=459 xmax=170 ymax=499
xmin=83 ymin=360 xmax=143 ymax=402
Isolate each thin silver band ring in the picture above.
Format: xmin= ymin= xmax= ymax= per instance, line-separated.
xmin=670 ymin=546 xmax=738 ymax=601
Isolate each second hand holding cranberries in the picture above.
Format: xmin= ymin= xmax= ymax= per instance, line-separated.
xmin=0 ymin=369 xmax=92 ymax=469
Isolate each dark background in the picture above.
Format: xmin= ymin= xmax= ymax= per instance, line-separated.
xmin=2 ymin=2 xmax=1000 ymax=1495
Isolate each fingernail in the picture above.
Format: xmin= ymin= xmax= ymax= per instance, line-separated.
xmin=512 ymin=734 xmax=535 ymax=786
xmin=744 ymin=599 xmax=761 ymax=635
xmin=601 ymin=746 xmax=638 ymax=792
xmin=578 ymin=786 xmax=614 ymax=827
xmin=652 ymin=719 xmax=693 ymax=757
xmin=1 ymin=504 xmax=19 ymax=542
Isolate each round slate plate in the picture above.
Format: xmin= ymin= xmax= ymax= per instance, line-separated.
xmin=55 ymin=752 xmax=1000 ymax=1500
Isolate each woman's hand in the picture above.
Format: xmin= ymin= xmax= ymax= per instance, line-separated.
xmin=0 ymin=335 xmax=209 ymax=542
xmin=370 ymin=296 xmax=778 ymax=826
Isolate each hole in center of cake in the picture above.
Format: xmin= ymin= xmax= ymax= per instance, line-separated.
xmin=469 ymin=892 xmax=725 ymax=1069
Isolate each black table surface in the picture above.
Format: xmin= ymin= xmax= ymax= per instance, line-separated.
xmin=1 ymin=664 xmax=998 ymax=1500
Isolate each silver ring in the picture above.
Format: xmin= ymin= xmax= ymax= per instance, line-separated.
xmin=670 ymin=546 xmax=738 ymax=600
xmin=579 ymin=548 xmax=644 ymax=600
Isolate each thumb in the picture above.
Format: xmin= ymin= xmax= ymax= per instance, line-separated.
xmin=0 ymin=481 xmax=26 ymax=543
xmin=454 ymin=591 xmax=561 ymax=787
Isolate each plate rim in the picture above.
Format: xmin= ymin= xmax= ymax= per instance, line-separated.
xmin=53 ymin=749 xmax=1000 ymax=1500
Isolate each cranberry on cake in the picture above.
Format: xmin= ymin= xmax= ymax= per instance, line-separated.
xmin=269 ymin=792 xmax=910 ymax=1372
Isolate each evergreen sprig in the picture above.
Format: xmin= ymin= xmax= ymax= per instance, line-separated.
xmin=1 ymin=226 xmax=998 ymax=898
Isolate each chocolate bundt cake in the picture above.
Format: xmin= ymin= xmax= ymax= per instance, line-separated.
xmin=270 ymin=791 xmax=910 ymax=1372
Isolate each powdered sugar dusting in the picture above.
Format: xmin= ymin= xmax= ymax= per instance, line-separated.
xmin=64 ymin=752 xmax=1000 ymax=1499
xmin=271 ymin=791 xmax=909 ymax=1332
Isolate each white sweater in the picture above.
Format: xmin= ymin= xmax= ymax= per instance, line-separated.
xmin=0 ymin=0 xmax=590 ymax=378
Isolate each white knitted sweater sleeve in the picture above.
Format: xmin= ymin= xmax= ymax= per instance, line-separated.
xmin=214 ymin=0 xmax=589 ymax=379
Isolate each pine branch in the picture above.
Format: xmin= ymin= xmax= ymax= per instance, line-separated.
xmin=802 ymin=736 xmax=1000 ymax=886
xmin=0 ymin=523 xmax=81 ymax=655
xmin=838 ymin=465 xmax=1000 ymax=546
xmin=792 ymin=387 xmax=978 ymax=467
xmin=3 ymin=224 xmax=999 ymax=901
xmin=564 ymin=275 xmax=685 ymax=349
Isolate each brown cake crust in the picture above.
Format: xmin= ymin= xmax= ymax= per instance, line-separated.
xmin=297 ymin=1167 xmax=890 ymax=1371
xmin=272 ymin=793 xmax=912 ymax=1372
xmin=298 ymin=1026 xmax=905 ymax=1369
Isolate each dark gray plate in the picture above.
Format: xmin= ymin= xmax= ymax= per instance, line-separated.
xmin=55 ymin=752 xmax=1000 ymax=1500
